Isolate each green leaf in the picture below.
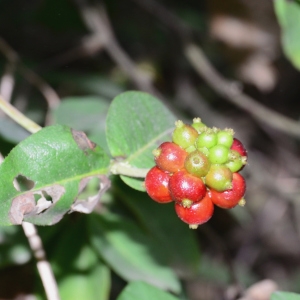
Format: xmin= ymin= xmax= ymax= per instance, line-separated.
xmin=113 ymin=179 xmax=200 ymax=278
xmin=52 ymin=96 xmax=109 ymax=133
xmin=117 ymin=281 xmax=180 ymax=300
xmin=274 ymin=0 xmax=300 ymax=70
xmin=88 ymin=213 xmax=181 ymax=294
xmin=52 ymin=96 xmax=110 ymax=153
xmin=0 ymin=118 xmax=30 ymax=143
xmin=0 ymin=124 xmax=110 ymax=226
xmin=271 ymin=291 xmax=300 ymax=300
xmin=59 ymin=263 xmax=110 ymax=300
xmin=49 ymin=215 xmax=99 ymax=274
xmin=106 ymin=91 xmax=176 ymax=191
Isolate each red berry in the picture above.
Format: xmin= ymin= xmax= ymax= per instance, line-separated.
xmin=172 ymin=120 xmax=199 ymax=149
xmin=145 ymin=166 xmax=172 ymax=203
xmin=168 ymin=170 xmax=206 ymax=208
xmin=153 ymin=142 xmax=187 ymax=173
xmin=210 ymin=173 xmax=246 ymax=209
xmin=231 ymin=138 xmax=247 ymax=157
xmin=175 ymin=193 xmax=214 ymax=229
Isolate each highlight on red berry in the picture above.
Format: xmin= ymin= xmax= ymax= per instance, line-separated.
xmin=174 ymin=193 xmax=214 ymax=229
xmin=209 ymin=172 xmax=246 ymax=209
xmin=144 ymin=118 xmax=248 ymax=229
xmin=153 ymin=142 xmax=187 ymax=173
xmin=168 ymin=170 xmax=206 ymax=208
xmin=145 ymin=166 xmax=172 ymax=203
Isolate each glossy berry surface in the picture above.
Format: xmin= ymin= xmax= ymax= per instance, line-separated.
xmin=217 ymin=130 xmax=234 ymax=148
xmin=196 ymin=131 xmax=217 ymax=149
xmin=192 ymin=117 xmax=207 ymax=133
xmin=175 ymin=193 xmax=214 ymax=229
xmin=210 ymin=172 xmax=246 ymax=209
xmin=172 ymin=120 xmax=199 ymax=149
xmin=205 ymin=164 xmax=232 ymax=192
xmin=145 ymin=166 xmax=172 ymax=203
xmin=184 ymin=150 xmax=211 ymax=178
xmin=231 ymin=138 xmax=247 ymax=157
xmin=208 ymin=144 xmax=230 ymax=164
xmin=169 ymin=170 xmax=206 ymax=207
xmin=226 ymin=150 xmax=246 ymax=172
xmin=153 ymin=142 xmax=187 ymax=173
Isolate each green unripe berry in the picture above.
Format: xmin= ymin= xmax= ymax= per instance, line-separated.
xmin=192 ymin=117 xmax=207 ymax=133
xmin=172 ymin=120 xmax=199 ymax=149
xmin=184 ymin=150 xmax=211 ymax=178
xmin=208 ymin=144 xmax=230 ymax=164
xmin=226 ymin=150 xmax=247 ymax=172
xmin=205 ymin=165 xmax=232 ymax=192
xmin=217 ymin=129 xmax=234 ymax=148
xmin=196 ymin=130 xmax=217 ymax=149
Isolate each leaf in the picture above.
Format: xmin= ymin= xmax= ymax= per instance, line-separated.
xmin=274 ymin=0 xmax=300 ymax=70
xmin=113 ymin=179 xmax=200 ymax=278
xmin=88 ymin=213 xmax=181 ymax=294
xmin=106 ymin=91 xmax=176 ymax=191
xmin=58 ymin=263 xmax=110 ymax=300
xmin=271 ymin=291 xmax=300 ymax=300
xmin=49 ymin=215 xmax=99 ymax=274
xmin=0 ymin=118 xmax=30 ymax=143
xmin=0 ymin=124 xmax=110 ymax=226
xmin=52 ymin=96 xmax=110 ymax=153
xmin=52 ymin=96 xmax=109 ymax=132
xmin=117 ymin=281 xmax=180 ymax=300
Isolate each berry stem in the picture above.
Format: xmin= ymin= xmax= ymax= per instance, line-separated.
xmin=110 ymin=161 xmax=150 ymax=178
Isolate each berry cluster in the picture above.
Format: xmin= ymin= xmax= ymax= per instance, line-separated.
xmin=145 ymin=118 xmax=247 ymax=229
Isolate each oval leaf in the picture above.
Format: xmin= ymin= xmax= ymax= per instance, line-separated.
xmin=117 ymin=281 xmax=180 ymax=300
xmin=106 ymin=91 xmax=176 ymax=190
xmin=88 ymin=213 xmax=181 ymax=294
xmin=274 ymin=0 xmax=300 ymax=70
xmin=0 ymin=125 xmax=110 ymax=225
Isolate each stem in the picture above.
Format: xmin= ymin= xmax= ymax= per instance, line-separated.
xmin=0 ymin=153 xmax=60 ymax=300
xmin=0 ymin=95 xmax=41 ymax=134
xmin=110 ymin=161 xmax=150 ymax=178
xmin=22 ymin=222 xmax=60 ymax=300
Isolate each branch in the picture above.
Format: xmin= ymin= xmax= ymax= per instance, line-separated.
xmin=74 ymin=1 xmax=164 ymax=100
xmin=0 ymin=153 xmax=60 ymax=300
xmin=131 ymin=0 xmax=300 ymax=139
xmin=184 ymin=44 xmax=300 ymax=138
xmin=0 ymin=95 xmax=41 ymax=134
xmin=0 ymin=37 xmax=60 ymax=110
xmin=22 ymin=222 xmax=60 ymax=300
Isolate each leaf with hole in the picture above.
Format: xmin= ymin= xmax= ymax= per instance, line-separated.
xmin=0 ymin=124 xmax=110 ymax=225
